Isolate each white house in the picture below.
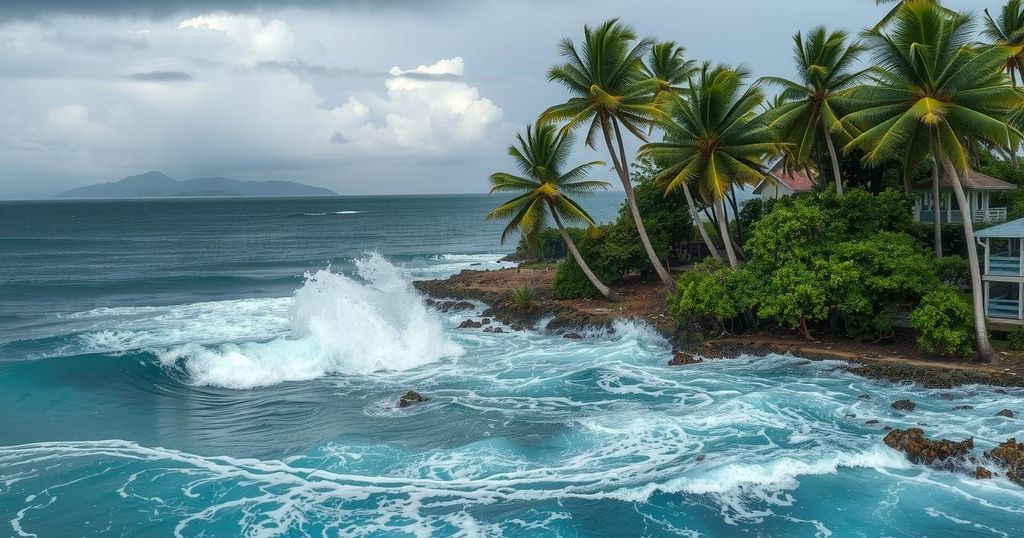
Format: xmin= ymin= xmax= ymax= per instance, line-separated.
xmin=977 ymin=218 xmax=1024 ymax=325
xmin=752 ymin=160 xmax=816 ymax=201
xmin=912 ymin=170 xmax=1014 ymax=225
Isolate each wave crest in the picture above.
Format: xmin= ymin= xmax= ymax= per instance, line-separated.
xmin=157 ymin=252 xmax=462 ymax=388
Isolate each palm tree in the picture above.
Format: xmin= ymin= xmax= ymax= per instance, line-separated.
xmin=872 ymin=0 xmax=954 ymax=30
xmin=486 ymin=123 xmax=620 ymax=301
xmin=542 ymin=19 xmax=676 ymax=290
xmin=983 ymin=0 xmax=1024 ymax=88
xmin=843 ymin=3 xmax=1024 ymax=362
xmin=640 ymin=63 xmax=781 ymax=269
xmin=759 ymin=27 xmax=868 ymax=196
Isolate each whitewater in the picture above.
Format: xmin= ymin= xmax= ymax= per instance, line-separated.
xmin=1 ymin=196 xmax=1023 ymax=536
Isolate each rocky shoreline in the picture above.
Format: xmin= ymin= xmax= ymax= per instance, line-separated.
xmin=416 ymin=267 xmax=1024 ymax=388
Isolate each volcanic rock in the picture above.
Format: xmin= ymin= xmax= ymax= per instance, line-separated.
xmin=996 ymin=409 xmax=1015 ymax=418
xmin=883 ymin=428 xmax=973 ymax=468
xmin=457 ymin=319 xmax=483 ymax=329
xmin=985 ymin=438 xmax=1024 ymax=486
xmin=891 ymin=399 xmax=916 ymax=411
xmin=398 ymin=391 xmax=428 ymax=408
xmin=668 ymin=352 xmax=703 ymax=366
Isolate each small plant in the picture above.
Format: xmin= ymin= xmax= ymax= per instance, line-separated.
xmin=1008 ymin=327 xmax=1024 ymax=352
xmin=511 ymin=285 xmax=538 ymax=309
xmin=909 ymin=287 xmax=975 ymax=358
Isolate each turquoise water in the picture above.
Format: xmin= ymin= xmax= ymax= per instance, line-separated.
xmin=1 ymin=196 xmax=1023 ymax=537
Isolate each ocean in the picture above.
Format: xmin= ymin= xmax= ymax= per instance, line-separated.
xmin=1 ymin=194 xmax=1022 ymax=537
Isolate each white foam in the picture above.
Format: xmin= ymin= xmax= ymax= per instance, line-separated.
xmin=157 ymin=253 xmax=463 ymax=388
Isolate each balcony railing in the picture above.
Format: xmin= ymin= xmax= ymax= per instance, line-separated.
xmin=988 ymin=296 xmax=1021 ymax=319
xmin=990 ymin=254 xmax=1022 ymax=275
xmin=976 ymin=208 xmax=1008 ymax=223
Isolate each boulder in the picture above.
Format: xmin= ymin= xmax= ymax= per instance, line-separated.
xmin=481 ymin=318 xmax=491 ymax=325
xmin=883 ymin=428 xmax=973 ymax=468
xmin=668 ymin=352 xmax=703 ymax=366
xmin=953 ymin=405 xmax=974 ymax=410
xmin=976 ymin=466 xmax=993 ymax=480
xmin=858 ymin=394 xmax=872 ymax=400
xmin=398 ymin=390 xmax=428 ymax=408
xmin=563 ymin=332 xmax=583 ymax=339
xmin=891 ymin=399 xmax=916 ymax=412
xmin=457 ymin=319 xmax=483 ymax=329
xmin=866 ymin=420 xmax=879 ymax=426
xmin=996 ymin=409 xmax=1015 ymax=418
xmin=492 ymin=327 xmax=504 ymax=333
xmin=985 ymin=438 xmax=1024 ymax=486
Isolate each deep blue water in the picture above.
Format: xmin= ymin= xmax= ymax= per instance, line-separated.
xmin=1 ymin=195 xmax=1023 ymax=537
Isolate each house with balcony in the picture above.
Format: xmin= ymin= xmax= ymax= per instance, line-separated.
xmin=977 ymin=218 xmax=1024 ymax=325
xmin=912 ymin=170 xmax=1014 ymax=225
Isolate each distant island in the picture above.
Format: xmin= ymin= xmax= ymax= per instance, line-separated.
xmin=57 ymin=171 xmax=337 ymax=198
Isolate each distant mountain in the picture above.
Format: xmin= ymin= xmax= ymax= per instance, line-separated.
xmin=57 ymin=171 xmax=337 ymax=198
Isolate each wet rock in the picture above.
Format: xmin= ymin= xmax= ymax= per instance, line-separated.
xmin=953 ymin=405 xmax=974 ymax=410
xmin=845 ymin=413 xmax=857 ymax=418
xmin=996 ymin=409 xmax=1015 ymax=418
xmin=430 ymin=300 xmax=474 ymax=313
xmin=491 ymin=327 xmax=504 ymax=334
xmin=483 ymin=327 xmax=494 ymax=333
xmin=976 ymin=466 xmax=993 ymax=480
xmin=883 ymin=428 xmax=973 ymax=468
xmin=457 ymin=319 xmax=483 ymax=329
xmin=481 ymin=318 xmax=491 ymax=325
xmin=398 ymin=391 xmax=428 ymax=408
xmin=481 ymin=307 xmax=496 ymax=318
xmin=884 ymin=426 xmax=894 ymax=431
xmin=668 ymin=352 xmax=703 ymax=366
xmin=866 ymin=420 xmax=879 ymax=426
xmin=891 ymin=399 xmax=916 ymax=412
xmin=985 ymin=438 xmax=1024 ymax=486
xmin=563 ymin=332 xmax=583 ymax=339
xmin=858 ymin=394 xmax=872 ymax=400
xmin=996 ymin=389 xmax=1009 ymax=395
xmin=695 ymin=455 xmax=705 ymax=462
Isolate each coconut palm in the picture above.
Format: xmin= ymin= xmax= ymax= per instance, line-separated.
xmin=984 ymin=0 xmax=1024 ymax=87
xmin=644 ymin=41 xmax=697 ymax=112
xmin=640 ymin=63 xmax=781 ymax=269
xmin=759 ymin=27 xmax=868 ymax=196
xmin=843 ymin=3 xmax=1024 ymax=362
xmin=872 ymin=0 xmax=954 ymax=30
xmin=486 ymin=123 xmax=620 ymax=301
xmin=541 ymin=19 xmax=676 ymax=290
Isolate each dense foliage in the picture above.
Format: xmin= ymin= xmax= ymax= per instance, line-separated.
xmin=908 ymin=288 xmax=975 ymax=357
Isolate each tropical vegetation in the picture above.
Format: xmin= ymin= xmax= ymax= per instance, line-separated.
xmin=486 ymin=0 xmax=1024 ymax=362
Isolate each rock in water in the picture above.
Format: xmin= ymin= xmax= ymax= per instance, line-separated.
xmin=563 ymin=333 xmax=583 ymax=339
xmin=398 ymin=391 xmax=428 ymax=408
xmin=668 ymin=352 xmax=703 ymax=366
xmin=985 ymin=438 xmax=1024 ymax=486
xmin=996 ymin=409 xmax=1015 ymax=418
xmin=976 ymin=466 xmax=993 ymax=480
xmin=883 ymin=428 xmax=973 ymax=467
xmin=891 ymin=399 xmax=916 ymax=411
xmin=457 ymin=319 xmax=482 ymax=329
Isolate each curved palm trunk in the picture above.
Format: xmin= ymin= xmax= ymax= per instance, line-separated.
xmin=601 ymin=114 xmax=675 ymax=290
xmin=549 ymin=205 xmax=620 ymax=302
xmin=682 ymin=183 xmax=722 ymax=262
xmin=714 ymin=198 xmax=739 ymax=269
xmin=823 ymin=123 xmax=844 ymax=196
xmin=932 ymin=159 xmax=942 ymax=259
xmin=936 ymin=148 xmax=995 ymax=363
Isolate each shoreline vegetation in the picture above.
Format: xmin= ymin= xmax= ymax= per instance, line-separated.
xmin=471 ymin=1 xmax=1024 ymax=384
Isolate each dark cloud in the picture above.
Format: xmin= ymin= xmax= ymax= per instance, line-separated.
xmin=0 ymin=0 xmax=446 ymax=21
xmin=127 ymin=70 xmax=193 ymax=82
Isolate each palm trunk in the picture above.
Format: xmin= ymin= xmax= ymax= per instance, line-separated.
xmin=932 ymin=159 xmax=942 ymax=259
xmin=823 ymin=124 xmax=844 ymax=195
xmin=549 ymin=204 xmax=619 ymax=302
xmin=682 ymin=183 xmax=722 ymax=261
xmin=935 ymin=142 xmax=995 ymax=363
xmin=728 ymin=183 xmax=744 ymax=245
xmin=714 ymin=198 xmax=739 ymax=268
xmin=601 ymin=114 xmax=675 ymax=290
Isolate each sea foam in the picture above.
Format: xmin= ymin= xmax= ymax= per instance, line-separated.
xmin=157 ymin=252 xmax=462 ymax=388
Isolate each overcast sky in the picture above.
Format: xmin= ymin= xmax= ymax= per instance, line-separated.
xmin=0 ymin=0 xmax=1001 ymax=197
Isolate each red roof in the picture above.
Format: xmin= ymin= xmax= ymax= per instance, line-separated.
xmin=912 ymin=170 xmax=1015 ymax=191
xmin=766 ymin=160 xmax=816 ymax=193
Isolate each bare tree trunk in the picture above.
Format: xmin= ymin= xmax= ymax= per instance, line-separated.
xmin=936 ymin=143 xmax=995 ymax=363
xmin=932 ymin=159 xmax=942 ymax=259
xmin=823 ymin=124 xmax=844 ymax=195
xmin=714 ymin=198 xmax=739 ymax=268
xmin=549 ymin=205 xmax=620 ymax=302
xmin=728 ymin=183 xmax=744 ymax=245
xmin=600 ymin=114 xmax=675 ymax=290
xmin=682 ymin=183 xmax=722 ymax=261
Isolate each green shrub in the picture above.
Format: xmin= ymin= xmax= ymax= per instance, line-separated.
xmin=670 ymin=259 xmax=758 ymax=329
xmin=511 ymin=285 xmax=538 ymax=309
xmin=1008 ymin=327 xmax=1024 ymax=352
xmin=552 ymin=258 xmax=601 ymax=299
xmin=935 ymin=256 xmax=969 ymax=289
xmin=909 ymin=287 xmax=975 ymax=357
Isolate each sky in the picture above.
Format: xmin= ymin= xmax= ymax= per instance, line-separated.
xmin=0 ymin=0 xmax=1003 ymax=197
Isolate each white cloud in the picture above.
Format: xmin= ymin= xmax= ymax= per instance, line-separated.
xmin=388 ymin=57 xmax=464 ymax=77
xmin=178 ymin=14 xmax=293 ymax=62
